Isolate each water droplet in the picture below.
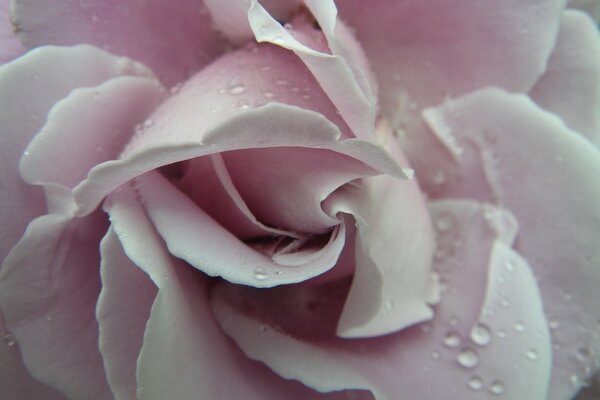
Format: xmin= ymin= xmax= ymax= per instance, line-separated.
xmin=526 ymin=348 xmax=539 ymax=361
xmin=513 ymin=321 xmax=525 ymax=333
xmin=261 ymin=88 xmax=275 ymax=99
xmin=576 ymin=347 xmax=591 ymax=361
xmin=228 ymin=82 xmax=247 ymax=95
xmin=470 ymin=323 xmax=492 ymax=346
xmin=23 ymin=150 xmax=30 ymax=157
xmin=259 ymin=324 xmax=269 ymax=332
xmin=468 ymin=376 xmax=483 ymax=391
xmin=301 ymin=93 xmax=311 ymax=100
xmin=549 ymin=319 xmax=560 ymax=330
xmin=435 ymin=212 xmax=455 ymax=233
xmin=489 ymin=380 xmax=505 ymax=395
xmin=143 ymin=119 xmax=154 ymax=130
xmin=45 ymin=314 xmax=52 ymax=322
xmin=431 ymin=351 xmax=440 ymax=360
xmin=457 ymin=348 xmax=479 ymax=368
xmin=290 ymin=86 xmax=300 ymax=93
xmin=170 ymin=83 xmax=183 ymax=94
xmin=443 ymin=331 xmax=461 ymax=348
xmin=236 ymin=99 xmax=250 ymax=109
xmin=496 ymin=329 xmax=507 ymax=339
xmin=449 ymin=316 xmax=460 ymax=326
xmin=504 ymin=259 xmax=515 ymax=271
xmin=259 ymin=65 xmax=271 ymax=72
xmin=254 ymin=266 xmax=268 ymax=281
xmin=3 ymin=334 xmax=15 ymax=347
xmin=383 ymin=299 xmax=395 ymax=313
xmin=432 ymin=170 xmax=446 ymax=185
xmin=500 ymin=297 xmax=510 ymax=308
xmin=275 ymin=79 xmax=289 ymax=86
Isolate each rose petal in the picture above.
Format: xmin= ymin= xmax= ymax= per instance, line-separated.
xmin=336 ymin=0 xmax=564 ymax=115
xmin=248 ymin=0 xmax=375 ymax=138
xmin=322 ymin=132 xmax=437 ymax=337
xmin=0 ymin=212 xmax=111 ymax=400
xmin=133 ymin=171 xmax=347 ymax=287
xmin=104 ymin=183 xmax=372 ymax=400
xmin=530 ymin=10 xmax=600 ymax=146
xmin=421 ymin=87 xmax=600 ymax=399
xmin=211 ymin=200 xmax=552 ymax=400
xmin=11 ymin=0 xmax=229 ymax=85
xmin=0 ymin=0 xmax=25 ymax=64
xmin=0 ymin=312 xmax=66 ymax=400
xmin=21 ymin=75 xmax=166 ymax=190
xmin=96 ymin=227 xmax=157 ymax=400
xmin=72 ymin=103 xmax=406 ymax=218
xmin=0 ymin=44 xmax=150 ymax=261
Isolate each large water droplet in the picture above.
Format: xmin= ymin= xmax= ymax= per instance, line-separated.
xmin=457 ymin=348 xmax=479 ymax=368
xmin=489 ymin=380 xmax=505 ymax=395
xmin=254 ymin=266 xmax=268 ymax=281
xmin=443 ymin=331 xmax=461 ymax=348
xmin=470 ymin=323 xmax=492 ymax=346
xmin=468 ymin=376 xmax=483 ymax=391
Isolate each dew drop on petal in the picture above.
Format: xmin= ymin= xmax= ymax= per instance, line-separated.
xmin=457 ymin=348 xmax=479 ymax=369
xmin=468 ymin=376 xmax=483 ymax=391
xmin=443 ymin=331 xmax=461 ymax=348
xmin=513 ymin=321 xmax=526 ymax=332
xmin=489 ymin=380 xmax=505 ymax=395
xmin=435 ymin=212 xmax=455 ymax=232
xmin=254 ymin=266 xmax=268 ymax=281
xmin=470 ymin=323 xmax=492 ymax=346
xmin=3 ymin=334 xmax=15 ymax=347
xmin=526 ymin=348 xmax=539 ymax=361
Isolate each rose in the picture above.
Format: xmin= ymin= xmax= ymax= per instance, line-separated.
xmin=1 ymin=1 xmax=599 ymax=400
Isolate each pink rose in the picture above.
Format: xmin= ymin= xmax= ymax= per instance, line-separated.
xmin=1 ymin=0 xmax=599 ymax=399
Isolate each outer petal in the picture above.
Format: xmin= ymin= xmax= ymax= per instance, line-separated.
xmin=0 ymin=313 xmax=66 ymax=400
xmin=211 ymin=200 xmax=552 ymax=400
xmin=530 ymin=10 xmax=600 ymax=145
xmin=11 ymin=0 xmax=229 ymax=85
xmin=96 ymin=227 xmax=157 ymax=400
xmin=104 ymin=182 xmax=372 ymax=400
xmin=0 ymin=44 xmax=152 ymax=261
xmin=0 ymin=0 xmax=24 ymax=64
xmin=422 ymin=88 xmax=600 ymax=399
xmin=336 ymin=0 xmax=565 ymax=116
xmin=0 ymin=212 xmax=111 ymax=400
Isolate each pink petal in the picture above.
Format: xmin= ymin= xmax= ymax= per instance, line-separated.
xmin=0 ymin=0 xmax=25 ymax=64
xmin=322 ymin=129 xmax=438 ymax=337
xmin=530 ymin=10 xmax=600 ymax=146
xmin=0 ymin=212 xmax=111 ymax=400
xmin=422 ymin=87 xmax=600 ymax=400
xmin=0 ymin=313 xmax=66 ymax=400
xmin=178 ymin=155 xmax=275 ymax=240
xmin=104 ymin=183 xmax=372 ymax=400
xmin=0 ymin=44 xmax=150 ymax=267
xmin=72 ymin=102 xmax=405 ymax=218
xmin=96 ymin=227 xmax=157 ymax=400
xmin=336 ymin=0 xmax=564 ymax=118
xmin=11 ymin=0 xmax=229 ymax=85
xmin=248 ymin=0 xmax=376 ymax=138
xmin=21 ymin=75 xmax=166 ymax=190
xmin=219 ymin=146 xmax=378 ymax=234
xmin=211 ymin=200 xmax=552 ymax=399
xmin=133 ymin=171 xmax=347 ymax=286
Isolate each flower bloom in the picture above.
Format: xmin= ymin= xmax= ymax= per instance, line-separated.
xmin=1 ymin=0 xmax=599 ymax=399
